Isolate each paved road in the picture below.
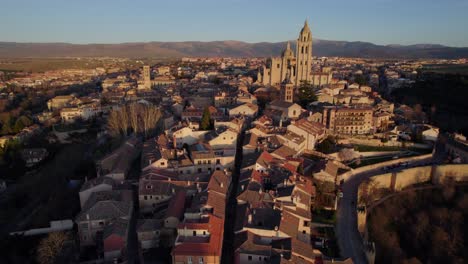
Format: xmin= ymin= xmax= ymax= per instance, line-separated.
xmin=335 ymin=156 xmax=433 ymax=264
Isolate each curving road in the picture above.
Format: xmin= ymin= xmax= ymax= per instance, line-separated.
xmin=335 ymin=155 xmax=434 ymax=264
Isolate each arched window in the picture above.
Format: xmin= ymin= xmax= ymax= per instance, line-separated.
xmin=301 ymin=46 xmax=304 ymax=53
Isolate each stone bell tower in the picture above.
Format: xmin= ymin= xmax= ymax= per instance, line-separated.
xmin=295 ymin=20 xmax=312 ymax=86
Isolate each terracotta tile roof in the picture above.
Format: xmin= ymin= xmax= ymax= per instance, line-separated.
xmin=251 ymin=170 xmax=267 ymax=183
xmin=279 ymin=210 xmax=299 ymax=238
xmin=165 ymin=191 xmax=186 ymax=219
xmin=207 ymin=170 xmax=230 ymax=195
xmin=239 ymin=231 xmax=273 ymax=256
xmin=282 ymin=162 xmax=298 ymax=174
xmin=246 ymin=208 xmax=282 ymax=230
xmin=295 ymin=178 xmax=315 ymax=196
xmin=270 ymin=100 xmax=294 ymax=109
xmin=237 ymin=189 xmax=274 ymax=206
xmin=140 ymin=167 xmax=178 ymax=181
xmin=293 ymin=118 xmax=325 ymax=135
xmin=256 ymin=151 xmax=275 ymax=168
xmin=291 ymin=238 xmax=319 ymax=261
xmin=272 ymin=145 xmax=296 ymax=160
xmin=173 ymin=214 xmax=224 ymax=257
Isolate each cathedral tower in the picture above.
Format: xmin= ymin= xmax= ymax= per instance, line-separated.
xmin=143 ymin=65 xmax=151 ymax=89
xmin=295 ymin=20 xmax=312 ymax=85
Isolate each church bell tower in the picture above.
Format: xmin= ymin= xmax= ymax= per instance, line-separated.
xmin=296 ymin=20 xmax=312 ymax=86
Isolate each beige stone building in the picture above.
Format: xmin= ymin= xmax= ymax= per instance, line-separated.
xmin=258 ymin=20 xmax=333 ymax=88
xmin=322 ymin=106 xmax=373 ymax=135
xmin=258 ymin=21 xmax=311 ymax=87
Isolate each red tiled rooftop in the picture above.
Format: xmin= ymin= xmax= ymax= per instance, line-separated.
xmin=173 ymin=214 xmax=224 ymax=256
xmin=165 ymin=191 xmax=186 ymax=219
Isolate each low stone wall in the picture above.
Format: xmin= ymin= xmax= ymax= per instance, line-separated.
xmin=10 ymin=220 xmax=73 ymax=236
xmin=394 ymin=166 xmax=432 ymax=190
xmin=338 ymin=153 xmax=433 ymax=182
xmin=434 ymin=164 xmax=468 ymax=183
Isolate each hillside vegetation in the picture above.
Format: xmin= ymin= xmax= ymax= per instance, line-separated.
xmin=368 ymin=185 xmax=468 ymax=264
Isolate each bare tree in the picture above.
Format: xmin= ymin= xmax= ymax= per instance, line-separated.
xmin=128 ymin=103 xmax=140 ymax=134
xmin=107 ymin=109 xmax=122 ymax=136
xmin=119 ymin=106 xmax=129 ymax=135
xmin=141 ymin=105 xmax=162 ymax=138
xmin=338 ymin=148 xmax=355 ymax=162
xmin=36 ymin=232 xmax=69 ymax=264
xmin=107 ymin=103 xmax=161 ymax=138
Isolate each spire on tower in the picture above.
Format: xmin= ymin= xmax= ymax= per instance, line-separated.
xmin=286 ymin=41 xmax=291 ymax=50
xmin=300 ymin=18 xmax=311 ymax=34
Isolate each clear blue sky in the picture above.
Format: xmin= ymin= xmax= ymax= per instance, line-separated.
xmin=1 ymin=0 xmax=468 ymax=47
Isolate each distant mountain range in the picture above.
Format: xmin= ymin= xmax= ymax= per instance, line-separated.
xmin=1 ymin=39 xmax=467 ymax=59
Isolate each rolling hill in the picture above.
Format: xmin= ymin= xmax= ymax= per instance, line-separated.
xmin=1 ymin=39 xmax=467 ymax=59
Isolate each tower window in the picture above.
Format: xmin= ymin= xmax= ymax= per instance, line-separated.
xmin=301 ymin=46 xmax=304 ymax=54
xmin=305 ymin=47 xmax=308 ymax=54
xmin=277 ymin=63 xmax=280 ymax=68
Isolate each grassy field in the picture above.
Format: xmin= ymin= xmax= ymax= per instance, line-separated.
xmin=353 ymin=144 xmax=405 ymax=152
xmin=421 ymin=64 xmax=468 ymax=75
xmin=0 ymin=58 xmax=142 ymax=72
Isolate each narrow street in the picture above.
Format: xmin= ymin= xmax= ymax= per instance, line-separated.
xmin=220 ymin=129 xmax=245 ymax=264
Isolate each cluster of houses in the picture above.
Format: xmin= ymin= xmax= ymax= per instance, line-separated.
xmin=20 ymin=52 xmax=462 ymax=264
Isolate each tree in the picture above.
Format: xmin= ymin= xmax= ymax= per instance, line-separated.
xmin=100 ymin=96 xmax=110 ymax=106
xmin=200 ymin=107 xmax=213 ymax=130
xmin=107 ymin=103 xmax=161 ymax=138
xmin=128 ymin=103 xmax=140 ymax=134
xmin=118 ymin=106 xmax=129 ymax=136
xmin=354 ymin=75 xmax=367 ymax=86
xmin=338 ymin=148 xmax=355 ymax=162
xmin=316 ymin=136 xmax=336 ymax=154
xmin=36 ymin=232 xmax=69 ymax=264
xmin=140 ymin=104 xmax=162 ymax=138
xmin=13 ymin=115 xmax=32 ymax=132
xmin=107 ymin=109 xmax=123 ymax=137
xmin=297 ymin=80 xmax=317 ymax=108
